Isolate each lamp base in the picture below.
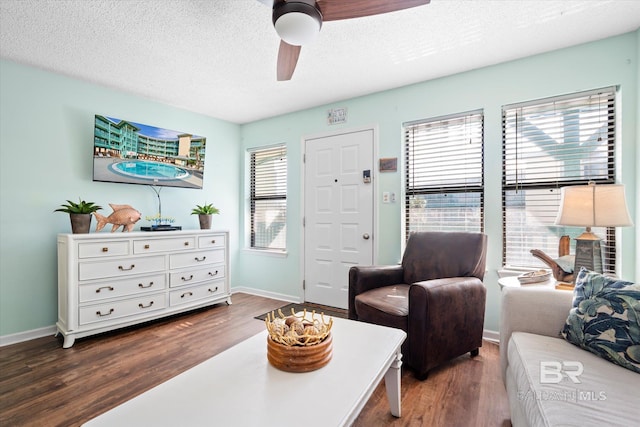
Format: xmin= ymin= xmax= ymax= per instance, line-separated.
xmin=574 ymin=238 xmax=603 ymax=273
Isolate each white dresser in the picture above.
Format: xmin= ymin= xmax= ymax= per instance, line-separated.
xmin=57 ymin=230 xmax=231 ymax=348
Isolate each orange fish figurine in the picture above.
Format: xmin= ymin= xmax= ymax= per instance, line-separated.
xmin=94 ymin=204 xmax=142 ymax=232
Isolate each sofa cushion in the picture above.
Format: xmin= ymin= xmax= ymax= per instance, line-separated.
xmin=562 ymin=268 xmax=640 ymax=374
xmin=507 ymin=332 xmax=638 ymax=427
xmin=570 ymin=267 xmax=635 ymax=308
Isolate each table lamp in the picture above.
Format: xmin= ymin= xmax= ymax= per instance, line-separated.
xmin=555 ymin=181 xmax=633 ymax=274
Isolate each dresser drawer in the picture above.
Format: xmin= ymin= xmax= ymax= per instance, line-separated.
xmin=78 ymin=256 xmax=165 ymax=281
xmin=79 ymin=293 xmax=166 ymax=325
xmin=78 ymin=241 xmax=129 ymax=259
xmin=169 ymin=265 xmax=225 ymax=287
xmin=169 ymin=281 xmax=224 ymax=306
xmin=169 ymin=249 xmax=224 ymax=269
xmin=198 ymin=234 xmax=226 ymax=249
xmin=133 ymin=237 xmax=196 ymax=254
xmin=79 ymin=274 xmax=166 ymax=303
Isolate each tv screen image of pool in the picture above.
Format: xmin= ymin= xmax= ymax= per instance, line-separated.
xmin=93 ymin=115 xmax=206 ymax=189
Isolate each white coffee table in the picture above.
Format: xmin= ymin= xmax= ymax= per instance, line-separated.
xmin=83 ymin=316 xmax=406 ymax=427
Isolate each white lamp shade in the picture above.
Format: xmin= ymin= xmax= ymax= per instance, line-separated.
xmin=555 ymin=183 xmax=633 ymax=227
xmin=275 ymin=11 xmax=321 ymax=46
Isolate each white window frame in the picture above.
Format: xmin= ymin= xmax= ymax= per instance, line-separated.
xmin=248 ymin=144 xmax=287 ymax=251
xmin=403 ymin=110 xmax=485 ymax=241
xmin=501 ymin=87 xmax=618 ymax=273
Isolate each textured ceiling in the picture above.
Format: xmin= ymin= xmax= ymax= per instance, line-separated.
xmin=1 ymin=0 xmax=639 ymax=124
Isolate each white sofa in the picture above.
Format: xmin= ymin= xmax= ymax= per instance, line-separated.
xmin=500 ymin=286 xmax=639 ymax=427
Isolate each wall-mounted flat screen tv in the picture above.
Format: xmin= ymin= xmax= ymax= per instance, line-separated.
xmin=93 ymin=115 xmax=206 ymax=189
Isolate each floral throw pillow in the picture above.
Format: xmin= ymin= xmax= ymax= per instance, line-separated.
xmin=562 ymin=267 xmax=640 ymax=374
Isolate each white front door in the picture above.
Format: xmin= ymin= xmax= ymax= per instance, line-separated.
xmin=304 ymin=128 xmax=374 ymax=309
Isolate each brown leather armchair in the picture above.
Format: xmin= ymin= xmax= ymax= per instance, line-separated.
xmin=348 ymin=231 xmax=488 ymax=380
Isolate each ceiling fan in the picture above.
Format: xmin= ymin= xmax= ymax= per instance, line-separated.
xmin=259 ymin=0 xmax=431 ymax=81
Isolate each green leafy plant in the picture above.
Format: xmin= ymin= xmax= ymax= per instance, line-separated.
xmin=55 ymin=198 xmax=103 ymax=214
xmin=191 ymin=203 xmax=220 ymax=215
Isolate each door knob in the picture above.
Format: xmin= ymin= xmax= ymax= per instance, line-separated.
xmin=363 ymin=233 xmax=370 ymax=240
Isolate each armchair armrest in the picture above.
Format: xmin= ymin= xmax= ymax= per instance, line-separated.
xmin=407 ymin=277 xmax=486 ymax=376
xmin=348 ymin=265 xmax=404 ymax=319
xmin=499 ymin=287 xmax=573 ymax=383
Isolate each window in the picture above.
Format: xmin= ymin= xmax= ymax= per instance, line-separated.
xmin=404 ymin=110 xmax=484 ymax=240
xmin=250 ymin=145 xmax=287 ymax=250
xmin=502 ymin=87 xmax=617 ymax=272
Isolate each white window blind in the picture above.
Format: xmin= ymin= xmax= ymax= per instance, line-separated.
xmin=404 ymin=110 xmax=484 ymax=240
xmin=250 ymin=145 xmax=287 ymax=250
xmin=502 ymin=87 xmax=617 ymax=272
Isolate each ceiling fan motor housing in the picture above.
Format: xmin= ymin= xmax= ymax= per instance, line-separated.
xmin=273 ymin=1 xmax=323 ymax=46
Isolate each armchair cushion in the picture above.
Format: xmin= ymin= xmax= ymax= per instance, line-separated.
xmin=354 ymin=285 xmax=409 ymax=332
xmin=348 ymin=265 xmax=404 ymax=320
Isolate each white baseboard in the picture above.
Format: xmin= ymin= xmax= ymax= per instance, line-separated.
xmin=1 ymin=289 xmax=294 ymax=348
xmin=231 ymin=286 xmax=300 ymax=304
xmin=483 ymin=329 xmax=500 ymax=344
xmin=0 ymin=325 xmax=57 ymax=347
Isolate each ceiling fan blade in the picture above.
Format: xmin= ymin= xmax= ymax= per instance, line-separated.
xmin=277 ymin=40 xmax=302 ymax=81
xmin=317 ymin=0 xmax=430 ymax=22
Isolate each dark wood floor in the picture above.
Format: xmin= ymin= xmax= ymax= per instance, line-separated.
xmin=0 ymin=293 xmax=511 ymax=426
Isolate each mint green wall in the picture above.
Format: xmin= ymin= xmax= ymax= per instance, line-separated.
xmin=1 ymin=31 xmax=638 ymax=339
xmin=0 ymin=60 xmax=241 ymax=337
xmin=237 ymin=32 xmax=638 ymax=333
xmin=636 ymin=29 xmax=640 ymax=278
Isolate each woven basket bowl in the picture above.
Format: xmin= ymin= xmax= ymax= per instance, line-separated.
xmin=267 ymin=333 xmax=333 ymax=373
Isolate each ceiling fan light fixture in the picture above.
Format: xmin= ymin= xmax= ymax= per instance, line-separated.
xmin=273 ymin=2 xmax=322 ymax=46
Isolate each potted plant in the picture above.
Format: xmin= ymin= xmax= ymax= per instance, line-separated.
xmin=191 ymin=203 xmax=220 ymax=230
xmin=55 ymin=198 xmax=103 ymax=234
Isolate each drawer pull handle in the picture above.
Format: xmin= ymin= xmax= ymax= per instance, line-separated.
xmin=118 ymin=264 xmax=135 ymax=271
xmin=102 ymin=247 xmax=109 ymax=252
xmin=195 ymin=256 xmax=207 ymax=262
xmin=181 ymin=275 xmax=194 ymax=282
xmin=209 ymin=270 xmax=219 ymax=277
xmin=138 ymin=282 xmax=154 ymax=289
xmin=181 ymin=291 xmax=193 ymax=298
xmin=144 ymin=244 xmax=150 ymax=249
xmin=208 ymin=286 xmax=219 ymax=293
xmin=96 ymin=308 xmax=114 ymax=317
xmin=211 ymin=240 xmax=216 ymax=244
xmin=184 ymin=241 xmax=190 ymax=246
xmin=96 ymin=286 xmax=114 ymax=293
xmin=138 ymin=301 xmax=154 ymax=309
